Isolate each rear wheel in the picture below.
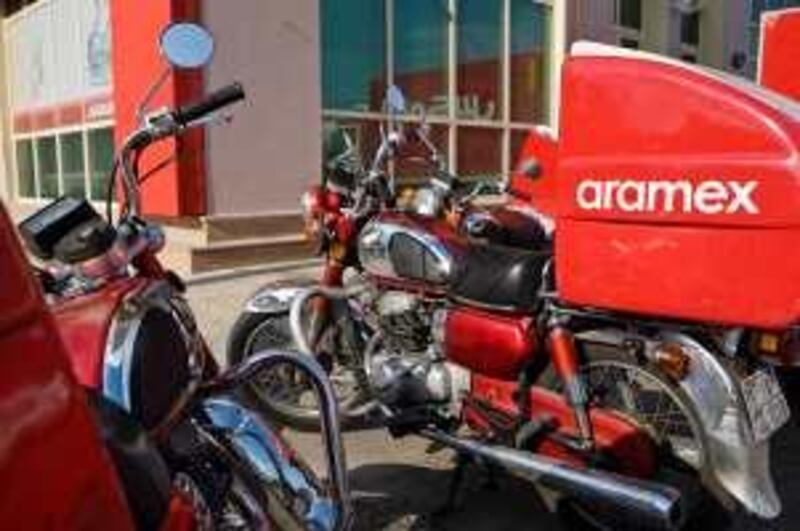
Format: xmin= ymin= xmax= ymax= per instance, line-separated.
xmin=227 ymin=309 xmax=371 ymax=431
xmin=545 ymin=344 xmax=730 ymax=529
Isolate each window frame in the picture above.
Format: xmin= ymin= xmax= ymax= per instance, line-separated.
xmin=321 ymin=0 xmax=556 ymax=183
xmin=11 ymin=120 xmax=115 ymax=208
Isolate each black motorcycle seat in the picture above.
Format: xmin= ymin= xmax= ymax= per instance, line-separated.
xmin=449 ymin=243 xmax=550 ymax=312
xmin=87 ymin=391 xmax=171 ymax=531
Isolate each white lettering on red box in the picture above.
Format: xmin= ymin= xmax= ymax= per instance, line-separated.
xmin=576 ymin=179 xmax=759 ymax=214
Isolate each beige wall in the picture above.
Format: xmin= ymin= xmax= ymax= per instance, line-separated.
xmin=203 ymin=0 xmax=321 ymax=216
xmin=0 ymin=20 xmax=10 ymax=202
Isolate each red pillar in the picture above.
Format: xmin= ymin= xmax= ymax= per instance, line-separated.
xmin=110 ymin=0 xmax=207 ymax=216
xmin=759 ymin=8 xmax=800 ymax=102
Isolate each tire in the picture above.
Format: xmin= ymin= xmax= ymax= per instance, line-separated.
xmin=227 ymin=310 xmax=371 ymax=431
xmin=541 ymin=341 xmax=731 ymax=529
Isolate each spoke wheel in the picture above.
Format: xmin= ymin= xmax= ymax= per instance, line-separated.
xmin=229 ymin=308 xmax=371 ymax=430
xmin=583 ymin=359 xmax=704 ymax=470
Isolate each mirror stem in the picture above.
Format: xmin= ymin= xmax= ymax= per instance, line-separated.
xmin=136 ymin=66 xmax=172 ymax=126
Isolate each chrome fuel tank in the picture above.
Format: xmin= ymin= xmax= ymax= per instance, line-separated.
xmin=357 ymin=213 xmax=461 ymax=286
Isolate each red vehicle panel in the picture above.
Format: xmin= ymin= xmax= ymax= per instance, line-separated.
xmin=759 ymin=8 xmax=800 ymax=102
xmin=0 ymin=204 xmax=134 ymax=531
xmin=52 ymin=277 xmax=147 ymax=386
xmin=443 ymin=307 xmax=537 ymax=381
xmin=554 ymin=43 xmax=800 ymax=328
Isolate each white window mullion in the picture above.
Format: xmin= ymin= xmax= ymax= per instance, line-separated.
xmin=82 ymin=128 xmax=91 ymax=200
xmin=55 ymin=133 xmax=64 ymax=196
xmin=501 ymin=0 xmax=511 ymax=180
xmin=386 ymin=0 xmax=394 ymax=88
xmin=31 ymin=136 xmax=40 ymax=199
xmin=447 ymin=0 xmax=457 ymax=174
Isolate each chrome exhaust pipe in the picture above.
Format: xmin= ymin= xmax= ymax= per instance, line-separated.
xmin=420 ymin=428 xmax=683 ymax=531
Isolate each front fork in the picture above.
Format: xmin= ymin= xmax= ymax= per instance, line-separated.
xmin=548 ymin=325 xmax=595 ymax=449
xmin=307 ymin=260 xmax=344 ymax=350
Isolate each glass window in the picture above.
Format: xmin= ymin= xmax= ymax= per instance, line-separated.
xmin=321 ymin=0 xmax=386 ymax=112
xmin=457 ymin=127 xmax=501 ymax=178
xmin=620 ymin=37 xmax=639 ymax=49
xmin=458 ymin=0 xmax=502 ymax=121
xmin=15 ymin=140 xmax=35 ymax=198
xmin=88 ymin=127 xmax=115 ymax=201
xmin=681 ymin=12 xmax=700 ymax=46
xmin=395 ymin=124 xmax=449 ymax=182
xmin=510 ymin=0 xmax=551 ymax=124
xmin=395 ymin=0 xmax=449 ymax=116
xmin=60 ymin=132 xmax=86 ymax=198
xmin=619 ymin=0 xmax=642 ymax=30
xmin=321 ymin=118 xmax=381 ymax=178
xmin=37 ymin=136 xmax=59 ymax=199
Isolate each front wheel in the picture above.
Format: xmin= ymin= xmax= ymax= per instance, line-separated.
xmin=227 ymin=310 xmax=371 ymax=431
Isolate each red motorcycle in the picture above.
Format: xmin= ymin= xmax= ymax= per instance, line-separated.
xmin=231 ymin=43 xmax=800 ymax=528
xmin=0 ymin=198 xmax=196 ymax=531
xmin=18 ymin=23 xmax=352 ymax=531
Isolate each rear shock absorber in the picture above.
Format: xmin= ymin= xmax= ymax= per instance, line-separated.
xmin=548 ymin=323 xmax=594 ymax=449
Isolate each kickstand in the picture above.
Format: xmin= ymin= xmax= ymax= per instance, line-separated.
xmin=433 ymin=452 xmax=471 ymax=518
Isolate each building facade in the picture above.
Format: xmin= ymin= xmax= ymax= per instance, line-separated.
xmin=0 ymin=0 xmax=765 ymax=272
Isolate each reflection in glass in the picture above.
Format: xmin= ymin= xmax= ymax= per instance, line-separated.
xmin=61 ymin=132 xmax=86 ymax=198
xmin=15 ymin=140 xmax=35 ymax=198
xmin=457 ymin=0 xmax=502 ymax=121
xmin=457 ymin=127 xmax=501 ymax=178
xmin=321 ymin=0 xmax=386 ymax=112
xmin=394 ymin=0 xmax=449 ymax=116
xmin=510 ymin=0 xmax=551 ymax=124
xmin=37 ymin=136 xmax=58 ymax=199
xmin=395 ymin=124 xmax=449 ymax=183
xmin=89 ymin=128 xmax=115 ymax=201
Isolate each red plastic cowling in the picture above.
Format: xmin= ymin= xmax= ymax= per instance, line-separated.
xmin=759 ymin=8 xmax=800 ymax=102
xmin=439 ymin=306 xmax=537 ymax=381
xmin=555 ymin=43 xmax=800 ymax=329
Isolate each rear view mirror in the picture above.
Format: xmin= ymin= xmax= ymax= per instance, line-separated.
xmin=386 ymin=85 xmax=407 ymax=114
xmin=160 ymin=23 xmax=215 ymax=69
xmin=517 ymin=158 xmax=542 ymax=180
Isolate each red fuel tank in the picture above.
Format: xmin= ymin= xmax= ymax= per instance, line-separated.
xmin=554 ymin=43 xmax=800 ymax=329
xmin=436 ymin=306 xmax=537 ymax=381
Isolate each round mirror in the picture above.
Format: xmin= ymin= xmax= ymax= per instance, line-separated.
xmin=160 ymin=23 xmax=214 ymax=69
xmin=386 ymin=85 xmax=407 ymax=114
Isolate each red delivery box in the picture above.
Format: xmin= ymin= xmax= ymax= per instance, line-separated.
xmin=759 ymin=8 xmax=800 ymax=101
xmin=554 ymin=43 xmax=800 ymax=329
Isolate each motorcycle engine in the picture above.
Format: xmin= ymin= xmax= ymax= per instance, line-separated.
xmin=366 ymin=291 xmax=468 ymax=409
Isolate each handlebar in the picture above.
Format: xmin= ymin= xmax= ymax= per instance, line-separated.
xmin=173 ymin=82 xmax=246 ymax=127
xmin=115 ymin=82 xmax=246 ymax=220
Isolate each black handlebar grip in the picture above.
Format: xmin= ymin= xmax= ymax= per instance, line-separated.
xmin=173 ymin=82 xmax=246 ymax=126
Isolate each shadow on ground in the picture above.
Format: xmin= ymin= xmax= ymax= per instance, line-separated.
xmin=348 ymin=462 xmax=563 ymax=531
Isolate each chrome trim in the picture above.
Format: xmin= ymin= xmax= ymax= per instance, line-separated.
xmin=200 ymin=350 xmax=352 ymax=531
xmin=102 ymin=281 xmax=205 ymax=426
xmin=357 ymin=219 xmax=454 ymax=284
xmin=574 ymin=328 xmax=783 ymax=519
xmin=420 ymin=428 xmax=683 ymax=530
xmin=202 ymin=397 xmax=340 ymax=531
xmin=244 ymin=284 xmax=316 ymax=315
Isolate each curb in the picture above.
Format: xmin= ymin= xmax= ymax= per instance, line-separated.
xmin=185 ymin=258 xmax=323 ymax=287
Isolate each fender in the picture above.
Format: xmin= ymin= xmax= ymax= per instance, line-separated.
xmin=575 ymin=329 xmax=782 ymax=519
xmin=244 ymin=283 xmax=318 ymax=315
xmin=659 ymin=331 xmax=782 ymax=519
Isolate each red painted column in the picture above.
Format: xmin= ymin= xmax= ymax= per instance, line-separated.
xmin=759 ymin=9 xmax=800 ymax=102
xmin=110 ymin=0 xmax=206 ymax=216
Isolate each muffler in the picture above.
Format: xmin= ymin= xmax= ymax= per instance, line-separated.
xmin=420 ymin=428 xmax=683 ymax=530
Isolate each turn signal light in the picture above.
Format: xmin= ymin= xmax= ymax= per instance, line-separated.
xmin=654 ymin=342 xmax=691 ymax=381
xmin=752 ymin=330 xmax=800 ymax=366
